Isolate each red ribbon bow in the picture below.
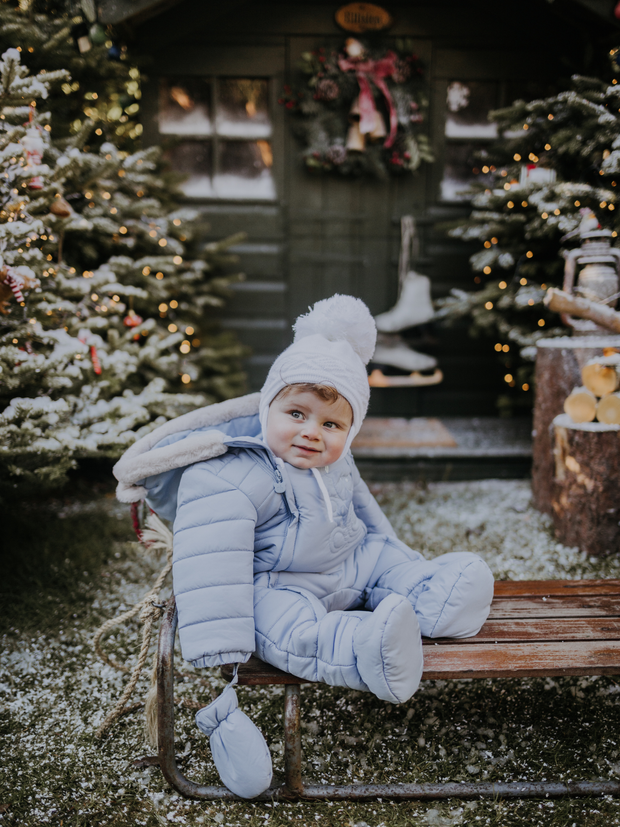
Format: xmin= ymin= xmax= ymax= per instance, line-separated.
xmin=338 ymin=50 xmax=399 ymax=148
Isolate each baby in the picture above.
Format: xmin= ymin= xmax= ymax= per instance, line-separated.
xmin=113 ymin=294 xmax=494 ymax=797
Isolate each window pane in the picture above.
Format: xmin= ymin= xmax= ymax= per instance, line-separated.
xmin=214 ymin=140 xmax=275 ymax=200
xmin=159 ymin=78 xmax=212 ymax=136
xmin=445 ymin=81 xmax=498 ymax=139
xmin=440 ymin=142 xmax=492 ymax=202
xmin=216 ymin=79 xmax=271 ymax=138
xmin=164 ymin=141 xmax=214 ymax=197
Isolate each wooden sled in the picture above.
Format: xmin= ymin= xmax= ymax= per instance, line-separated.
xmin=153 ymin=582 xmax=620 ymax=801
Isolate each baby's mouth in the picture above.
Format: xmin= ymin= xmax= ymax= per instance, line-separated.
xmin=294 ymin=444 xmax=319 ymax=453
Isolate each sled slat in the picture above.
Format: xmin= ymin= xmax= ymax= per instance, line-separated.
xmin=421 ymin=640 xmax=620 ymax=679
xmin=487 ymin=596 xmax=620 ymax=618
xmin=493 ymin=579 xmax=620 ymax=597
xmin=429 ymin=617 xmax=620 ymax=643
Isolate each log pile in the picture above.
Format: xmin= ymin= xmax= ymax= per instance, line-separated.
xmin=533 ymin=288 xmax=620 ymax=554
xmin=564 ymin=354 xmax=620 ymax=424
xmin=532 ymin=337 xmax=620 ymax=513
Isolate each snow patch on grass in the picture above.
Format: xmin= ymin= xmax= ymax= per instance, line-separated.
xmin=2 ymin=481 xmax=620 ymax=826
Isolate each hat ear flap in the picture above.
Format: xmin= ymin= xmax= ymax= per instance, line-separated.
xmin=195 ymin=682 xmax=273 ymax=799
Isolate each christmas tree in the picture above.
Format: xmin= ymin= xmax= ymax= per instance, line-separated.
xmin=0 ymin=49 xmax=245 ymax=492
xmin=437 ymin=56 xmax=620 ymax=412
xmin=0 ymin=0 xmax=141 ymax=147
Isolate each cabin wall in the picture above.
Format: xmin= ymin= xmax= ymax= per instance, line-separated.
xmin=134 ymin=0 xmax=600 ymax=414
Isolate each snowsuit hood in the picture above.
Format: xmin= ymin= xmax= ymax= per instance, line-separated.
xmin=113 ymin=392 xmax=262 ymax=504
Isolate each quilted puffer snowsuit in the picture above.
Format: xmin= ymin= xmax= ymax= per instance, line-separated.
xmin=114 ymin=393 xmax=495 ymax=705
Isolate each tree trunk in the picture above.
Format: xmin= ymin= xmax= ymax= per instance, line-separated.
xmin=532 ymin=335 xmax=620 ymax=514
xmin=551 ymin=414 xmax=620 ymax=556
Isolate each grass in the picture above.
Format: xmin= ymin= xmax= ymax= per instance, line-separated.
xmin=3 ymin=478 xmax=620 ymax=825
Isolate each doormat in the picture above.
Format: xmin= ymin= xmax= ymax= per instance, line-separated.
xmin=352 ymin=417 xmax=458 ymax=449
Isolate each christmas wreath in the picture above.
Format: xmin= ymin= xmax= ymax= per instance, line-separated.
xmin=280 ymin=37 xmax=433 ymax=179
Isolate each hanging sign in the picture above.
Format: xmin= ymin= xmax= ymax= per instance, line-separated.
xmin=335 ymin=3 xmax=393 ymax=33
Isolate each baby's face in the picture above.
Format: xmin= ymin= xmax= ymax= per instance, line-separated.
xmin=266 ymin=389 xmax=353 ymax=469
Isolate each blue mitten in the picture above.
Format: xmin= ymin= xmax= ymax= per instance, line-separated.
xmin=195 ymin=672 xmax=273 ymax=799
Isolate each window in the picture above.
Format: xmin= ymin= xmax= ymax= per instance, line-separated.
xmin=160 ymin=77 xmax=275 ymax=200
xmin=440 ymin=81 xmax=499 ymax=202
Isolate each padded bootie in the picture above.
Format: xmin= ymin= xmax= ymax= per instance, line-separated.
xmin=195 ymin=677 xmax=273 ymax=799
xmin=353 ymin=594 xmax=423 ymax=703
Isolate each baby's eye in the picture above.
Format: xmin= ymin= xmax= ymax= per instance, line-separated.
xmin=324 ymin=421 xmax=338 ymax=429
xmin=290 ymin=410 xmax=303 ymax=419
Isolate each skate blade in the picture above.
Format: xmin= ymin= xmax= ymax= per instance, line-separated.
xmin=368 ymin=368 xmax=444 ymax=388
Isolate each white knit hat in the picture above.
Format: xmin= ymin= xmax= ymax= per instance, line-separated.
xmin=259 ymin=294 xmax=376 ymax=456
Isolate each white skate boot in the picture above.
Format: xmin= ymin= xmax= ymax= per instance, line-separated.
xmin=374 ymin=271 xmax=435 ymax=333
xmin=372 ymin=336 xmax=438 ymax=372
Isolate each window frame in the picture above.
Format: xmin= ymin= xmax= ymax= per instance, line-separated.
xmin=142 ymin=45 xmax=285 ymax=205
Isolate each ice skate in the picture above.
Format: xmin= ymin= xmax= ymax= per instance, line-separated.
xmin=372 ymin=336 xmax=437 ymax=372
xmin=374 ymin=271 xmax=435 ymax=333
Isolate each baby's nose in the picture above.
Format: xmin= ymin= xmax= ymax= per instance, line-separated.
xmin=301 ymin=420 xmax=320 ymax=438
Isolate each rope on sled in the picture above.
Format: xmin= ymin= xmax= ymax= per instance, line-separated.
xmin=93 ymin=506 xmax=174 ymax=739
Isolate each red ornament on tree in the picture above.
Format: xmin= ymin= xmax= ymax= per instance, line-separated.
xmin=90 ymin=345 xmax=102 ymax=375
xmin=123 ymin=310 xmax=143 ymax=328
xmin=78 ymin=329 xmax=102 ymax=375
xmin=4 ymin=272 xmax=24 ymax=303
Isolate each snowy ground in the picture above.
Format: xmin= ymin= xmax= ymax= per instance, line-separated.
xmin=3 ymin=479 xmax=620 ymax=826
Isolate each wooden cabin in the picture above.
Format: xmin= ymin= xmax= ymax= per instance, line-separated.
xmin=100 ymin=0 xmax=616 ymax=416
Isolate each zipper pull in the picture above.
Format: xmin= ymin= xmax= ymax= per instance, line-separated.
xmin=274 ymin=467 xmax=286 ymax=494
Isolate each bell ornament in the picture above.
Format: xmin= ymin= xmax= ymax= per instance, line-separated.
xmin=345 ymin=122 xmax=366 ymax=152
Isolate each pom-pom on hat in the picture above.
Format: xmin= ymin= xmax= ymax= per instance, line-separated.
xmin=259 ymin=294 xmax=376 ymax=457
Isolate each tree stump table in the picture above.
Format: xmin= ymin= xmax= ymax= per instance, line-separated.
xmin=551 ymin=413 xmax=620 ymax=556
xmin=532 ymin=335 xmax=620 ymax=514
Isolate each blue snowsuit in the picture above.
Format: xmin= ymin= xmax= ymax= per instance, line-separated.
xmin=115 ymin=395 xmax=494 ymax=703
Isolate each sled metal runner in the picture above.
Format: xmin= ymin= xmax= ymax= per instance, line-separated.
xmin=156 ymin=584 xmax=620 ymax=801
